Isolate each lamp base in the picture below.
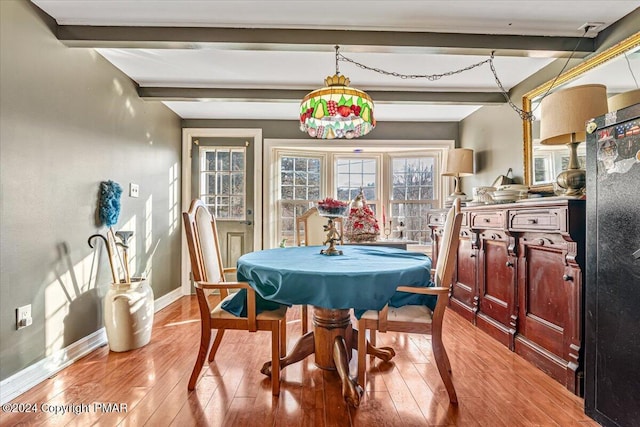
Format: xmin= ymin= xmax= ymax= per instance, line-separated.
xmin=446 ymin=193 xmax=468 ymax=201
xmin=557 ymin=168 xmax=586 ymax=197
xmin=556 ymin=141 xmax=586 ymax=197
xmin=445 ymin=193 xmax=468 ymax=208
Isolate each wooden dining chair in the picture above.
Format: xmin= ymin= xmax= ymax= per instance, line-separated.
xmin=295 ymin=206 xmax=343 ymax=334
xmin=183 ymin=199 xmax=287 ymax=395
xmin=356 ymin=198 xmax=462 ymax=403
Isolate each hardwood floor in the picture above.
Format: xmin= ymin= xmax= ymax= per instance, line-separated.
xmin=3 ymin=296 xmax=598 ymax=426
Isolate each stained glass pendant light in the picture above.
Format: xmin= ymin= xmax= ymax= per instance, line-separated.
xmin=300 ymin=46 xmax=375 ymax=139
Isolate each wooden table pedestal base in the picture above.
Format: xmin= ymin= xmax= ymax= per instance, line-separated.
xmin=260 ymin=307 xmax=395 ymax=407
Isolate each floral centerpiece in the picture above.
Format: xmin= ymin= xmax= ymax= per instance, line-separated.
xmin=316 ymin=197 xmax=350 ymax=217
xmin=344 ymin=190 xmax=380 ymax=242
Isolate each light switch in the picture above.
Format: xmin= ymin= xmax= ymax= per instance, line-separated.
xmin=129 ymin=183 xmax=139 ymax=198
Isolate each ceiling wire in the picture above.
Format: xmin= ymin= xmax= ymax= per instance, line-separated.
xmin=335 ymin=28 xmax=591 ymax=121
xmin=623 ymin=52 xmax=639 ymax=88
xmin=525 ymin=27 xmax=591 ymax=119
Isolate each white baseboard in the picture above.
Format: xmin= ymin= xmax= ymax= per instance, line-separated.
xmin=0 ymin=287 xmax=185 ymax=404
xmin=0 ymin=328 xmax=107 ymax=404
xmin=154 ymin=286 xmax=184 ymax=312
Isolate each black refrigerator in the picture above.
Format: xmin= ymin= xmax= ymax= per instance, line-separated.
xmin=585 ymin=103 xmax=640 ymax=427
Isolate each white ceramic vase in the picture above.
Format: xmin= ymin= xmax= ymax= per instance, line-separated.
xmin=103 ymin=278 xmax=154 ymax=352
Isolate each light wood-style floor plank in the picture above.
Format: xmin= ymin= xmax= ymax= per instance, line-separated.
xmin=3 ymin=296 xmax=600 ymax=427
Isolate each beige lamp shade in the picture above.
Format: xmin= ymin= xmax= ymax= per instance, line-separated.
xmin=608 ymin=88 xmax=640 ymax=112
xmin=539 ymin=84 xmax=608 ymax=145
xmin=442 ymin=148 xmax=474 ymax=176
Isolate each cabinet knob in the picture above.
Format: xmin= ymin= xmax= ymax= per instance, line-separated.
xmin=562 ymin=274 xmax=573 ymax=281
xmin=506 ymin=261 xmax=514 ymax=267
xmin=470 ymin=253 xmax=476 ymax=258
xmin=484 ymin=218 xmax=491 ymax=223
xmin=537 ymin=239 xmax=545 ymax=246
xmin=527 ymin=218 xmax=538 ymax=224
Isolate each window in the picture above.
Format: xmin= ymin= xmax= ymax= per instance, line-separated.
xmin=335 ymin=158 xmax=378 ymax=201
xmin=390 ymin=156 xmax=439 ymax=243
xmin=199 ymin=147 xmax=245 ymax=220
xmin=272 ymin=145 xmax=447 ymax=248
xmin=279 ymin=155 xmax=323 ymax=246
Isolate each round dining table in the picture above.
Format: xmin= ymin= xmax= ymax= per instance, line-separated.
xmin=235 ymin=245 xmax=432 ymax=407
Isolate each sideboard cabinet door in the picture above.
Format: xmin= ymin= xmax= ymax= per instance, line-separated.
xmin=477 ymin=230 xmax=517 ymax=349
xmin=449 ymin=227 xmax=478 ymax=323
xmin=515 ymin=235 xmax=582 ymax=394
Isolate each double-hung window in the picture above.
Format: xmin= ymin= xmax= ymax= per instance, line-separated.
xmin=335 ymin=156 xmax=380 ymax=214
xmin=278 ymin=154 xmax=324 ymax=246
xmin=389 ymin=155 xmax=439 ymax=243
xmin=273 ymin=147 xmax=444 ymax=247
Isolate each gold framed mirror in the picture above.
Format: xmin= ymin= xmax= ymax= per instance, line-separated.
xmin=522 ymin=31 xmax=640 ymax=192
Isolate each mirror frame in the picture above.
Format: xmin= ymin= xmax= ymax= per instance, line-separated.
xmin=522 ymin=31 xmax=640 ymax=192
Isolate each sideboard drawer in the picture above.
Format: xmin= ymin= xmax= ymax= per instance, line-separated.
xmin=428 ymin=210 xmax=447 ymax=226
xmin=508 ymin=209 xmax=565 ymax=232
xmin=471 ymin=211 xmax=504 ymax=229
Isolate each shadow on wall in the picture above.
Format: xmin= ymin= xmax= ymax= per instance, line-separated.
xmin=43 ymin=164 xmax=179 ymax=354
xmin=476 ymin=150 xmax=490 ymax=175
xmin=48 ymin=242 xmax=104 ymax=351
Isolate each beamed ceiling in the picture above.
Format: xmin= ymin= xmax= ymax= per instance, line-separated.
xmin=30 ymin=1 xmax=640 ymax=122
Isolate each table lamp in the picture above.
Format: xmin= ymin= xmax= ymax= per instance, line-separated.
xmin=442 ymin=148 xmax=474 ymax=201
xmin=539 ymin=84 xmax=608 ymax=197
xmin=608 ymin=88 xmax=640 ymax=112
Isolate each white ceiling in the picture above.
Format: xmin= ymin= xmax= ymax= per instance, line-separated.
xmin=31 ymin=1 xmax=640 ymax=122
xmin=28 ymin=1 xmax=640 ymax=36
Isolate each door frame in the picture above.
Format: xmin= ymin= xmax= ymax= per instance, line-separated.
xmin=181 ymin=128 xmax=263 ymax=295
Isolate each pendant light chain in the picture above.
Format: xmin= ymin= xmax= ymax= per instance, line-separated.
xmin=488 ymin=51 xmax=533 ymax=121
xmin=335 ymin=29 xmax=589 ymax=123
xmin=337 ymin=50 xmax=491 ymax=81
xmin=337 ymin=48 xmax=531 ymax=119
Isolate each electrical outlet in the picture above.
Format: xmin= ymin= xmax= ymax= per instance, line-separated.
xmin=16 ymin=304 xmax=32 ymax=330
xmin=129 ymin=183 xmax=139 ymax=198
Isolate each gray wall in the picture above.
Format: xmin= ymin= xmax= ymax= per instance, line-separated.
xmin=460 ymin=8 xmax=640 ymax=192
xmin=458 ymin=103 xmax=525 ymax=191
xmin=182 ymin=119 xmax=459 ymax=141
xmin=0 ymin=0 xmax=182 ymax=380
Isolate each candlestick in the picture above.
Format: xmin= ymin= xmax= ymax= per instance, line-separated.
xmin=383 ymin=219 xmax=391 ymax=240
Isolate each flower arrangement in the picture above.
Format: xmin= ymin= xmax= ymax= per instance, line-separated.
xmin=344 ymin=190 xmax=380 ymax=242
xmin=317 ymin=197 xmax=350 ymax=217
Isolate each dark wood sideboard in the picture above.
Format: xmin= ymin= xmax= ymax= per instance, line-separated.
xmin=429 ymin=199 xmax=586 ymax=395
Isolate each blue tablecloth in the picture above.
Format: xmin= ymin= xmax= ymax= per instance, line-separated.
xmin=222 ymin=245 xmax=434 ymax=318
